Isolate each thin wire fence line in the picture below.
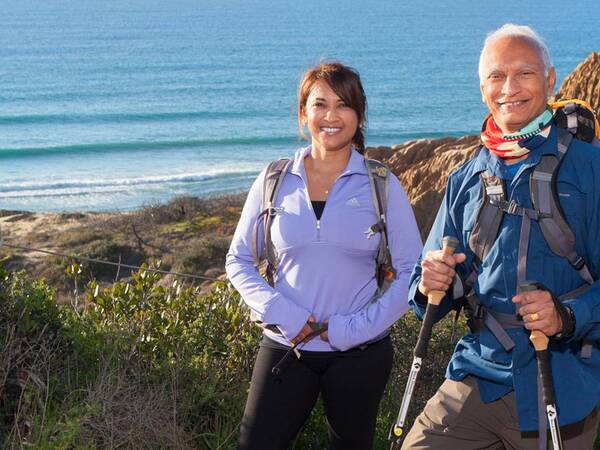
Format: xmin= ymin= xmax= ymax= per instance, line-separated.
xmin=0 ymin=242 xmax=222 ymax=282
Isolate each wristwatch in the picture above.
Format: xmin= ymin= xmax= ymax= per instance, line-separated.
xmin=554 ymin=305 xmax=576 ymax=339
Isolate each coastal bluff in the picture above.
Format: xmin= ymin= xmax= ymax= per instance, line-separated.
xmin=366 ymin=136 xmax=479 ymax=240
xmin=555 ymin=51 xmax=600 ymax=114
xmin=366 ymin=50 xmax=600 ymax=239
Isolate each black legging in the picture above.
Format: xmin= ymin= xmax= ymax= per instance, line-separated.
xmin=237 ymin=336 xmax=393 ymax=450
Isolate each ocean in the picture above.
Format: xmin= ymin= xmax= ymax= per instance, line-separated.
xmin=2 ymin=0 xmax=599 ymax=212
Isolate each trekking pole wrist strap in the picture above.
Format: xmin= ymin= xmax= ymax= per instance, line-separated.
xmin=528 ymin=282 xmax=575 ymax=339
xmin=414 ymin=287 xmax=428 ymax=306
xmin=414 ymin=303 xmax=439 ymax=358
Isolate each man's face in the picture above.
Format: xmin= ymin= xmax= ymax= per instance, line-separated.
xmin=480 ymin=36 xmax=556 ymax=134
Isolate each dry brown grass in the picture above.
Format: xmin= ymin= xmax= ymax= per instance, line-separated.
xmin=79 ymin=362 xmax=195 ymax=450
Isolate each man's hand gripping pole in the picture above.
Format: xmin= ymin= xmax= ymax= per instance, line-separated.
xmin=389 ymin=236 xmax=459 ymax=449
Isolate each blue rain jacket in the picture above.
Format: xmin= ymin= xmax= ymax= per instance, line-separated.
xmin=227 ymin=146 xmax=422 ymax=352
xmin=409 ymin=125 xmax=600 ymax=431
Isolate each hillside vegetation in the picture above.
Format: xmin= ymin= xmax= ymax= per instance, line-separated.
xmin=0 ymin=263 xmax=460 ymax=449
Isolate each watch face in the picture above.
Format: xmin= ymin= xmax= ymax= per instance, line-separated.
xmin=568 ymin=306 xmax=576 ymax=335
xmin=563 ymin=306 xmax=575 ymax=337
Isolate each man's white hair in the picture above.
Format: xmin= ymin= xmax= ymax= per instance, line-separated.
xmin=478 ymin=24 xmax=552 ymax=82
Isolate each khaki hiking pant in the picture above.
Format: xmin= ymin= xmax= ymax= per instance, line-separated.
xmin=401 ymin=376 xmax=600 ymax=450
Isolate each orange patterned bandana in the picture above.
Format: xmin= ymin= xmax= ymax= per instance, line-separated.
xmin=481 ymin=108 xmax=553 ymax=160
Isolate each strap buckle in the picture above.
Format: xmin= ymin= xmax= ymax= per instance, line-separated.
xmin=491 ymin=199 xmax=543 ymax=220
xmin=268 ymin=206 xmax=284 ymax=216
xmin=373 ymin=166 xmax=388 ymax=178
xmin=472 ymin=303 xmax=485 ymax=320
xmin=489 ymin=198 xmax=520 ymax=215
xmin=573 ymin=256 xmax=586 ymax=271
xmin=508 ymin=200 xmax=520 ymax=215
xmin=464 ymin=298 xmax=485 ymax=333
xmin=365 ymin=221 xmax=385 ymax=239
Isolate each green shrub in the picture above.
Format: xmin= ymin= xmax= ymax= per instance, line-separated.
xmin=0 ymin=263 xmax=260 ymax=449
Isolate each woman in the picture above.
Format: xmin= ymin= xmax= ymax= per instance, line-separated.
xmin=226 ymin=62 xmax=422 ymax=449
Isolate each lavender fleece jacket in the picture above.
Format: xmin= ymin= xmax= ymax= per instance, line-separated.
xmin=226 ymin=147 xmax=422 ymax=351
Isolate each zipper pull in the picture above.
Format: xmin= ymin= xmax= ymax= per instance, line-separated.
xmin=316 ymin=220 xmax=321 ymax=230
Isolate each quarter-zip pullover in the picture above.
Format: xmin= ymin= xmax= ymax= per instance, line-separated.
xmin=226 ymin=146 xmax=422 ymax=351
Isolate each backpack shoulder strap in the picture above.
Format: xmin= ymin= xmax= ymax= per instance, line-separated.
xmin=468 ymin=170 xmax=507 ymax=263
xmin=365 ymin=159 xmax=396 ymax=291
xmin=261 ymin=158 xmax=292 ymax=211
xmin=251 ymin=158 xmax=292 ymax=286
xmin=365 ymin=159 xmax=389 ymax=223
xmin=530 ymin=128 xmax=594 ymax=284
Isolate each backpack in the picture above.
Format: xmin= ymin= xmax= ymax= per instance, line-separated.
xmin=249 ymin=156 xmax=396 ymax=333
xmin=459 ymin=100 xmax=600 ymax=355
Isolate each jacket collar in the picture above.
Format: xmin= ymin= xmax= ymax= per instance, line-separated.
xmin=472 ymin=124 xmax=560 ymax=179
xmin=289 ymin=145 xmax=368 ymax=179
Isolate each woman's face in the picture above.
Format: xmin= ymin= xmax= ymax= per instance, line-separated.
xmin=302 ymin=80 xmax=359 ymax=153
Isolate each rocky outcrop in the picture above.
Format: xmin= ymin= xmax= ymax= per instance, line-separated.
xmin=366 ymin=51 xmax=600 ymax=240
xmin=366 ymin=136 xmax=479 ymax=239
xmin=554 ymin=52 xmax=600 ymax=114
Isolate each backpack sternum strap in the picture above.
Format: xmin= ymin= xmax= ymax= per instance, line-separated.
xmin=489 ymin=199 xmax=542 ymax=220
xmin=469 ymin=171 xmax=507 ymax=262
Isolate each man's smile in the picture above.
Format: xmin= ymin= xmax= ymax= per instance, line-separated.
xmin=497 ymin=99 xmax=530 ymax=113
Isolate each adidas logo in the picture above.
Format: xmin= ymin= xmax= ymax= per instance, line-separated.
xmin=346 ymin=197 xmax=360 ymax=207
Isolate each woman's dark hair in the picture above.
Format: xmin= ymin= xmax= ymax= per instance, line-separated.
xmin=298 ymin=62 xmax=367 ymax=154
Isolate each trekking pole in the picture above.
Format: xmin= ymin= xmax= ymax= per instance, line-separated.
xmin=520 ymin=282 xmax=563 ymax=450
xmin=389 ymin=236 xmax=459 ymax=449
xmin=271 ymin=322 xmax=328 ymax=376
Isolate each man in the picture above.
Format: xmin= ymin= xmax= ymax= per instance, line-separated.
xmin=402 ymin=24 xmax=600 ymax=449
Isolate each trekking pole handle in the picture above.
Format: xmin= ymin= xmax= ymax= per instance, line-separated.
xmin=520 ymin=282 xmax=557 ymax=406
xmin=427 ymin=236 xmax=460 ymax=306
xmin=520 ymin=282 xmax=549 ymax=352
xmin=414 ymin=236 xmax=459 ymax=358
